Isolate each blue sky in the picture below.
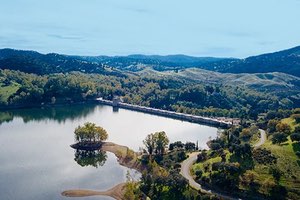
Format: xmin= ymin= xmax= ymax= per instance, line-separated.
xmin=0 ymin=0 xmax=300 ymax=58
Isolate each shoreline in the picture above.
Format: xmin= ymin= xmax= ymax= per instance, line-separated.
xmin=0 ymin=100 xmax=97 ymax=111
xmin=62 ymin=183 xmax=125 ymax=200
xmin=61 ymin=142 xmax=142 ymax=200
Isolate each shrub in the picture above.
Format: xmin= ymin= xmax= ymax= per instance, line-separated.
xmin=292 ymin=114 xmax=300 ymax=123
xmin=209 ymin=143 xmax=222 ymax=150
xmin=185 ymin=142 xmax=196 ymax=151
xmin=209 ymin=150 xmax=217 ymax=158
xmin=290 ymin=133 xmax=300 ymax=142
xmin=293 ymin=108 xmax=300 ymax=114
xmin=174 ymin=163 xmax=181 ymax=169
xmin=272 ymin=132 xmax=288 ymax=144
xmin=176 ymin=150 xmax=187 ymax=162
xmin=240 ymin=128 xmax=251 ymax=141
xmin=269 ymin=167 xmax=282 ymax=182
xmin=196 ymin=151 xmax=208 ymax=162
xmin=169 ymin=141 xmax=184 ymax=151
xmin=195 ymin=169 xmax=203 ymax=179
xmin=267 ymin=119 xmax=279 ymax=133
xmin=269 ymin=185 xmax=287 ymax=200
xmin=212 ymin=162 xmax=222 ymax=171
xmin=253 ymin=148 xmax=277 ymax=164
xmin=275 ymin=122 xmax=291 ymax=134
xmin=203 ymin=163 xmax=210 ymax=173
xmin=140 ymin=154 xmax=149 ymax=165
xmin=200 ymin=176 xmax=210 ymax=183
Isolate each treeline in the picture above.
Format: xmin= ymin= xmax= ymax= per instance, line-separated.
xmin=0 ymin=49 xmax=125 ymax=76
xmin=0 ymin=69 xmax=298 ymax=119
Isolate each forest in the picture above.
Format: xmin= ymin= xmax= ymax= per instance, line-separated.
xmin=0 ymin=68 xmax=299 ymax=120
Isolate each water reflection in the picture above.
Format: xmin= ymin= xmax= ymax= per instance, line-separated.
xmin=74 ymin=149 xmax=107 ymax=168
xmin=0 ymin=104 xmax=97 ymax=124
xmin=112 ymin=106 xmax=119 ymax=112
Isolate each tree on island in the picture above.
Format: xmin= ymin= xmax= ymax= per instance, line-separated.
xmin=74 ymin=122 xmax=108 ymax=144
xmin=72 ymin=122 xmax=108 ymax=167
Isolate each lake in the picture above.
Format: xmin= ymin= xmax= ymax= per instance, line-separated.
xmin=0 ymin=104 xmax=219 ymax=200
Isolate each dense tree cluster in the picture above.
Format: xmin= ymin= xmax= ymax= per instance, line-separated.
xmin=74 ymin=122 xmax=108 ymax=143
xmin=138 ymin=132 xmax=210 ymax=199
xmin=143 ymin=131 xmax=169 ymax=157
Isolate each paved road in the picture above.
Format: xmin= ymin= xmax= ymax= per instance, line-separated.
xmin=180 ymin=153 xmax=238 ymax=200
xmin=180 ymin=152 xmax=204 ymax=191
xmin=254 ymin=129 xmax=266 ymax=148
xmin=180 ymin=129 xmax=266 ymax=199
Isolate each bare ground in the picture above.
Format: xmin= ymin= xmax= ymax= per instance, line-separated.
xmin=62 ymin=183 xmax=125 ymax=200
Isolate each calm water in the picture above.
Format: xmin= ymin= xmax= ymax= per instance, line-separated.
xmin=0 ymin=104 xmax=219 ymax=200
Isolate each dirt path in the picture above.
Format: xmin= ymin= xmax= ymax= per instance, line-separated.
xmin=254 ymin=129 xmax=266 ymax=148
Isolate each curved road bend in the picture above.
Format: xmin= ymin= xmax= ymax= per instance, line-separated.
xmin=180 ymin=152 xmax=204 ymax=191
xmin=254 ymin=129 xmax=266 ymax=148
xmin=180 ymin=129 xmax=266 ymax=200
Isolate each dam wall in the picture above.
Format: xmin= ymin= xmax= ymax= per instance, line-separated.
xmin=96 ymin=99 xmax=233 ymax=128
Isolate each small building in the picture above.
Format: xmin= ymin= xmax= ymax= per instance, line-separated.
xmin=112 ymin=96 xmax=123 ymax=107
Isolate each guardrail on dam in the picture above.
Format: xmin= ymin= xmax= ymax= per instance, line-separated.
xmin=96 ymin=98 xmax=234 ymax=128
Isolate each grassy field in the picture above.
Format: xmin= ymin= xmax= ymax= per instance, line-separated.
xmin=259 ymin=138 xmax=300 ymax=192
xmin=0 ymin=82 xmax=20 ymax=103
xmin=192 ymin=150 xmax=231 ymax=177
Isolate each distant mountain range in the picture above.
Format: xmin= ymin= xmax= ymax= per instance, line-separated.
xmin=203 ymin=46 xmax=300 ymax=76
xmin=0 ymin=46 xmax=300 ymax=76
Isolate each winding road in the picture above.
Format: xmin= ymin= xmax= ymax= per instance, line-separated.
xmin=180 ymin=129 xmax=266 ymax=200
xmin=180 ymin=152 xmax=204 ymax=191
xmin=254 ymin=129 xmax=266 ymax=148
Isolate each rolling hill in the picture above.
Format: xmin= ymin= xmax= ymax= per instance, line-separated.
xmin=0 ymin=46 xmax=300 ymax=77
xmin=205 ymin=46 xmax=300 ymax=76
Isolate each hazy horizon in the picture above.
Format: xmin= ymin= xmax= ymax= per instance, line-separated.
xmin=2 ymin=45 xmax=299 ymax=59
xmin=1 ymin=0 xmax=300 ymax=58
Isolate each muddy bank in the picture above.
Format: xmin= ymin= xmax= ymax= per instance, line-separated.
xmin=62 ymin=183 xmax=125 ymax=200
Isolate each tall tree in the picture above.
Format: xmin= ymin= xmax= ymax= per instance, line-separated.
xmin=155 ymin=131 xmax=169 ymax=156
xmin=143 ymin=133 xmax=156 ymax=156
xmin=143 ymin=131 xmax=169 ymax=156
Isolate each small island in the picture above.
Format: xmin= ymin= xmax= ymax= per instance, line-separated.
xmin=71 ymin=122 xmax=108 ymax=151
